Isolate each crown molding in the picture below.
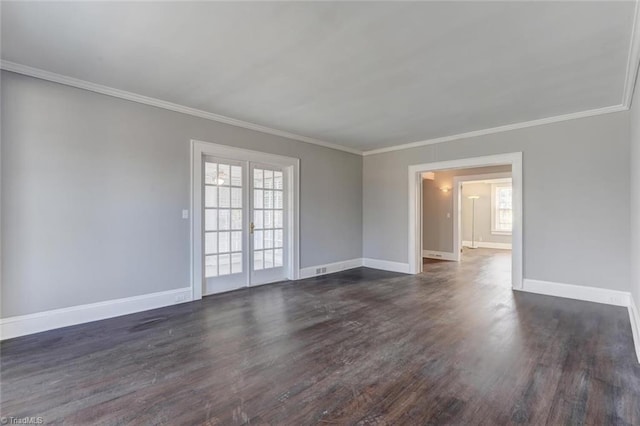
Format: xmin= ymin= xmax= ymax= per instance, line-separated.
xmin=0 ymin=60 xmax=363 ymax=156
xmin=623 ymin=0 xmax=640 ymax=108
xmin=365 ymin=0 xmax=640 ymax=156
xmin=362 ymin=104 xmax=627 ymax=156
xmin=2 ymin=56 xmax=636 ymax=159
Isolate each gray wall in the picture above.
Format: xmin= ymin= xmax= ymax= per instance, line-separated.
xmin=422 ymin=177 xmax=451 ymax=253
xmin=422 ymin=166 xmax=511 ymax=253
xmin=1 ymin=71 xmax=363 ymax=317
xmin=365 ymin=111 xmax=630 ymax=291
xmin=461 ymin=182 xmax=512 ymax=245
xmin=631 ymin=79 xmax=640 ymax=307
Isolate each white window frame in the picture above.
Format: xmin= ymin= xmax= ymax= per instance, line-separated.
xmin=491 ymin=182 xmax=513 ymax=235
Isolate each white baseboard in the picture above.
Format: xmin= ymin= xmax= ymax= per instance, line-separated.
xmin=422 ymin=250 xmax=457 ymax=261
xmin=0 ymin=287 xmax=192 ymax=340
xmin=362 ymin=258 xmax=411 ymax=274
xmin=520 ymin=279 xmax=639 ymax=363
xmin=520 ymin=279 xmax=630 ymax=307
xmin=462 ymin=240 xmax=512 ymax=250
xmin=299 ymin=258 xmax=363 ymax=279
xmin=629 ymin=297 xmax=640 ymax=363
xmin=300 ymin=257 xmax=413 ymax=277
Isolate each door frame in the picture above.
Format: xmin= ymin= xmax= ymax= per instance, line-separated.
xmin=408 ymin=152 xmax=523 ymax=289
xmin=452 ymin=172 xmax=513 ymax=261
xmin=190 ymin=139 xmax=300 ymax=300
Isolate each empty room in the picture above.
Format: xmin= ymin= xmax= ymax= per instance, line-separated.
xmin=2 ymin=1 xmax=640 ymax=424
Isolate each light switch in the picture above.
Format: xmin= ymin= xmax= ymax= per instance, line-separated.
xmin=182 ymin=209 xmax=189 ymax=219
xmin=447 ymin=212 xmax=451 ymax=218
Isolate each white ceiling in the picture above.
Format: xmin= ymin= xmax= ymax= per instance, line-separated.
xmin=1 ymin=1 xmax=636 ymax=152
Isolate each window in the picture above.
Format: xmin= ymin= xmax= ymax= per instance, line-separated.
xmin=204 ymin=161 xmax=244 ymax=278
xmin=491 ymin=183 xmax=512 ymax=234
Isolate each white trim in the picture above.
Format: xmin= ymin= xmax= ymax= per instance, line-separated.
xmin=1 ymin=61 xmax=636 ymax=159
xmin=422 ymin=250 xmax=457 ymax=261
xmin=490 ymin=182 xmax=513 ymax=235
xmin=520 ymin=279 xmax=640 ymax=363
xmin=190 ymin=140 xmax=300 ymax=300
xmin=0 ymin=287 xmax=192 ymax=340
xmin=461 ymin=241 xmax=512 ymax=250
xmin=623 ymin=0 xmax=640 ymax=108
xmin=363 ymin=105 xmax=626 ymax=156
xmin=453 ymin=172 xmax=512 ymax=262
xmin=409 ymin=153 xmax=523 ymax=289
xmin=628 ymin=297 xmax=640 ymax=363
xmin=453 ymin=173 xmax=513 ymax=182
xmin=0 ymin=60 xmax=362 ymax=156
xmin=520 ymin=279 xmax=630 ymax=307
xmin=462 ymin=177 xmax=512 ymax=184
xmin=362 ymin=258 xmax=411 ymax=274
xmin=298 ymin=258 xmax=363 ymax=279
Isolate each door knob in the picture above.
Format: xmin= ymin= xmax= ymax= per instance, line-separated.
xmin=250 ymin=222 xmax=255 ymax=234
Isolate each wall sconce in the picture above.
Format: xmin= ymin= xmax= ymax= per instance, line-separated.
xmin=440 ymin=187 xmax=450 ymax=193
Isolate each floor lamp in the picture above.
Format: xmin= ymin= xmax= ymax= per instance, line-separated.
xmin=468 ymin=195 xmax=480 ymax=249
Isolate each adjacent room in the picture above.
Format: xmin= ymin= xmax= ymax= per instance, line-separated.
xmin=2 ymin=1 xmax=640 ymax=424
xmin=422 ymin=165 xmax=513 ymax=289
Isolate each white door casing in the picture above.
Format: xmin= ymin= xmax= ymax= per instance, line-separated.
xmin=408 ymin=152 xmax=523 ymax=289
xmin=191 ymin=140 xmax=300 ymax=300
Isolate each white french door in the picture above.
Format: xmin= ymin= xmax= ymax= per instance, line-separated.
xmin=203 ymin=156 xmax=287 ymax=295
xmin=250 ymin=164 xmax=286 ymax=286
xmin=203 ymin=157 xmax=247 ymax=294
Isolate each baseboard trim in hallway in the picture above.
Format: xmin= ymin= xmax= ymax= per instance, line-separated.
xmin=422 ymin=250 xmax=457 ymax=261
xmin=362 ymin=258 xmax=411 ymax=273
xmin=461 ymin=240 xmax=512 ymax=250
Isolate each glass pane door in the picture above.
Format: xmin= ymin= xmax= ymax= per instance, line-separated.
xmin=251 ymin=164 xmax=286 ymax=285
xmin=203 ymin=157 xmax=247 ymax=294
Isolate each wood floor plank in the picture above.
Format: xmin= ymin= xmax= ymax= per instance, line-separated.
xmin=2 ymin=249 xmax=639 ymax=425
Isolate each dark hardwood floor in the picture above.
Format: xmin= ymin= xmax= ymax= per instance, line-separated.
xmin=2 ymin=249 xmax=639 ymax=425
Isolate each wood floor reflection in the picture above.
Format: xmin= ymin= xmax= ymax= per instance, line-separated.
xmin=2 ymin=249 xmax=639 ymax=424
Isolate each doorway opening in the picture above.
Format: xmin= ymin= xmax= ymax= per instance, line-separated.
xmin=408 ymin=153 xmax=522 ymax=289
xmin=190 ymin=140 xmax=300 ymax=300
xmin=422 ymin=167 xmax=513 ymax=285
